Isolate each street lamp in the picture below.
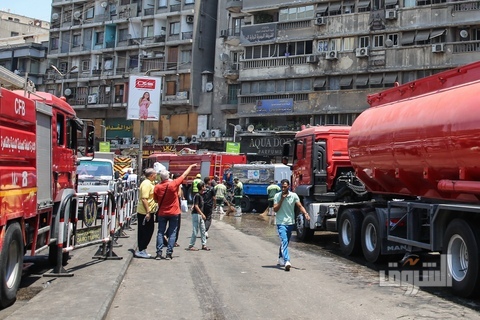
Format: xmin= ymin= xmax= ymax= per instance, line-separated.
xmin=51 ymin=65 xmax=78 ymax=97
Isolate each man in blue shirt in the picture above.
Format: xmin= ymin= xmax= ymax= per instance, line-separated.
xmin=273 ymin=179 xmax=310 ymax=271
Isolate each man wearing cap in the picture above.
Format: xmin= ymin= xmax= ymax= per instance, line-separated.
xmin=192 ymin=173 xmax=202 ymax=195
xmin=267 ymin=180 xmax=281 ymax=216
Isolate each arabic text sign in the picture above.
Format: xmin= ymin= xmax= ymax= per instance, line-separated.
xmin=255 ymin=98 xmax=293 ymax=114
xmin=240 ymin=23 xmax=277 ymax=44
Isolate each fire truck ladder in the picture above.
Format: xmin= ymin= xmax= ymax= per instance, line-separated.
xmin=213 ymin=154 xmax=222 ymax=178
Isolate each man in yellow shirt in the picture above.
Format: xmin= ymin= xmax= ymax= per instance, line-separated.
xmin=135 ymin=168 xmax=158 ymax=258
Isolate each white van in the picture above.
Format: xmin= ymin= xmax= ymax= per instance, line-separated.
xmin=77 ymin=157 xmax=116 ymax=210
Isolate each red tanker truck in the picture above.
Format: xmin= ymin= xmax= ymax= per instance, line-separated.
xmin=283 ymin=61 xmax=480 ymax=297
xmin=0 ymin=88 xmax=95 ymax=307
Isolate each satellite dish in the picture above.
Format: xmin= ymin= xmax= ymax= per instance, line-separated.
xmin=64 ymin=88 xmax=72 ymax=96
xmin=205 ymin=82 xmax=213 ymax=92
xmin=460 ymin=30 xmax=469 ymax=38
xmin=73 ymin=11 xmax=82 ymax=20
xmin=247 ymin=125 xmax=254 ymax=133
xmin=385 ymin=39 xmax=393 ymax=47
xmin=234 ymin=124 xmax=242 ymax=132
xmin=52 ymin=13 xmax=59 ymax=20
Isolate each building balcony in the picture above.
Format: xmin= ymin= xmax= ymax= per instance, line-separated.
xmin=223 ymin=64 xmax=239 ymax=80
xmin=226 ymin=0 xmax=242 ymax=13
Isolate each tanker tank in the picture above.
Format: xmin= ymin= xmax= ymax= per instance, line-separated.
xmin=349 ymin=67 xmax=480 ymax=203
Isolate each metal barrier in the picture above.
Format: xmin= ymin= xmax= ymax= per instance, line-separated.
xmin=46 ymin=182 xmax=139 ymax=277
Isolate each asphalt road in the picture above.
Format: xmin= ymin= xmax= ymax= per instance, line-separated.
xmin=106 ymin=212 xmax=480 ymax=320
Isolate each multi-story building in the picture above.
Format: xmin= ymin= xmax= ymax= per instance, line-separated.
xmin=214 ymin=0 xmax=480 ymax=137
xmin=46 ymin=0 xmax=218 ymax=142
xmin=0 ymin=11 xmax=50 ymax=89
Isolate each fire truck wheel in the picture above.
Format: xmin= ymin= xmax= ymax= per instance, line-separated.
xmin=295 ymin=213 xmax=314 ymax=242
xmin=444 ymin=219 xmax=480 ymax=298
xmin=361 ymin=213 xmax=382 ymax=263
xmin=0 ymin=223 xmax=24 ymax=308
xmin=338 ymin=209 xmax=362 ymax=256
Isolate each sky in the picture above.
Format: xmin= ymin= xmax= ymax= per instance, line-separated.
xmin=2 ymin=0 xmax=53 ymax=22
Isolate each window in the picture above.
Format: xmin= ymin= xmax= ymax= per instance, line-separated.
xmin=343 ymin=1 xmax=355 ymax=13
xmin=318 ymin=40 xmax=329 ymax=52
xmin=180 ymin=50 xmax=191 ymax=63
xmin=85 ymin=7 xmax=94 ymax=19
xmin=51 ymin=37 xmax=59 ymax=50
xmin=343 ymin=37 xmax=355 ymax=51
xmin=329 ymin=39 xmax=341 ymax=51
xmin=129 ymin=55 xmax=139 ymax=69
xmin=232 ymin=18 xmax=243 ymax=36
xmin=158 ymin=0 xmax=167 ymax=8
xmin=96 ymin=31 xmax=104 ymax=45
xmin=169 ymin=22 xmax=180 ymax=35
xmin=82 ymin=60 xmax=90 ymax=71
xmin=73 ymin=34 xmax=81 ymax=47
xmin=359 ymin=36 xmax=370 ymax=48
xmin=386 ymin=33 xmax=398 ymax=46
xmin=227 ymin=84 xmax=239 ymax=104
xmin=119 ymin=28 xmax=128 ymax=41
xmin=143 ymin=25 xmax=154 ymax=38
xmin=179 ymin=74 xmax=190 ymax=91
xmin=328 ymin=3 xmax=342 ymax=16
xmin=373 ymin=35 xmax=384 ymax=47
xmin=11 ymin=31 xmax=19 ymax=37
xmin=357 ymin=1 xmax=371 ymax=12
xmin=166 ymin=81 xmax=176 ymax=95
xmin=279 ymin=5 xmax=314 ymax=21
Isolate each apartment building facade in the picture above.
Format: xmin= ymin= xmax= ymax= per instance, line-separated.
xmin=46 ymin=0 xmax=218 ymax=141
xmin=214 ymin=0 xmax=480 ymax=137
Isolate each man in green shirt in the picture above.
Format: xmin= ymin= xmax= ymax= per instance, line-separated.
xmin=274 ymin=179 xmax=309 ymax=271
xmin=192 ymin=173 xmax=202 ymax=194
xmin=266 ymin=180 xmax=281 ymax=216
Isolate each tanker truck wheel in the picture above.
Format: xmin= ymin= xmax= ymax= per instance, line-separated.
xmin=296 ymin=213 xmax=314 ymax=242
xmin=338 ymin=209 xmax=362 ymax=256
xmin=361 ymin=213 xmax=382 ymax=263
xmin=0 ymin=223 xmax=24 ymax=308
xmin=444 ymin=219 xmax=480 ymax=298
xmin=240 ymin=196 xmax=251 ymax=213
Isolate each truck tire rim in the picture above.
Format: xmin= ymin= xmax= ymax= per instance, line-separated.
xmin=7 ymin=239 xmax=20 ymax=288
xmin=341 ymin=220 xmax=352 ymax=246
xmin=447 ymin=234 xmax=468 ymax=282
xmin=365 ymin=224 xmax=377 ymax=252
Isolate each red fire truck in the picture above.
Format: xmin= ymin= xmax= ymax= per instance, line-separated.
xmin=147 ymin=151 xmax=247 ymax=200
xmin=283 ymin=61 xmax=480 ymax=297
xmin=0 ymin=88 xmax=94 ymax=307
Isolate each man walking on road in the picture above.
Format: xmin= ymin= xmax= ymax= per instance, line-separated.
xmin=273 ymin=179 xmax=310 ymax=271
xmin=135 ymin=168 xmax=157 ymax=258
xmin=154 ymin=163 xmax=197 ymax=260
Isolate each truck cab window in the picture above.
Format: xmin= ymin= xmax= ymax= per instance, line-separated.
xmin=57 ymin=114 xmax=65 ymax=146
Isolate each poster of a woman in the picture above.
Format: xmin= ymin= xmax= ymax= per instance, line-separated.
xmin=138 ymin=92 xmax=152 ymax=120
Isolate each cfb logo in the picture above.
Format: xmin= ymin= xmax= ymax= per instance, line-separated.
xmin=15 ymin=98 xmax=26 ymax=116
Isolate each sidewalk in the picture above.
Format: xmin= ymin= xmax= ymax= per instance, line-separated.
xmin=4 ymin=223 xmax=138 ymax=320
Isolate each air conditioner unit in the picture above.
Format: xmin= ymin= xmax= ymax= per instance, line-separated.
xmin=191 ymin=135 xmax=199 ymax=143
xmin=87 ymin=94 xmax=97 ymax=104
xmin=186 ymin=15 xmax=194 ymax=24
xmin=314 ymin=17 xmax=325 ymax=26
xmin=164 ymin=136 xmax=174 ymax=144
xmin=210 ymin=129 xmax=221 ymax=138
xmin=306 ymin=55 xmax=319 ymax=63
xmin=325 ymin=50 xmax=338 ymax=60
xmin=200 ymin=130 xmax=210 ymax=138
xmin=355 ymin=47 xmax=369 ymax=58
xmin=177 ymin=135 xmax=187 ymax=143
xmin=385 ymin=9 xmax=397 ymax=20
xmin=432 ymin=43 xmax=445 ymax=53
xmin=220 ymin=29 xmax=228 ymax=38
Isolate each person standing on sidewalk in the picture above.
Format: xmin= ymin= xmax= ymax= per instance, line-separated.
xmin=273 ymin=179 xmax=310 ymax=271
xmin=154 ymin=163 xmax=197 ymax=260
xmin=135 ymin=168 xmax=158 ymax=258
xmin=203 ymin=176 xmax=216 ymax=238
xmin=267 ymin=180 xmax=281 ymax=216
xmin=188 ymin=182 xmax=210 ymax=251
xmin=214 ymin=180 xmax=227 ymax=214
